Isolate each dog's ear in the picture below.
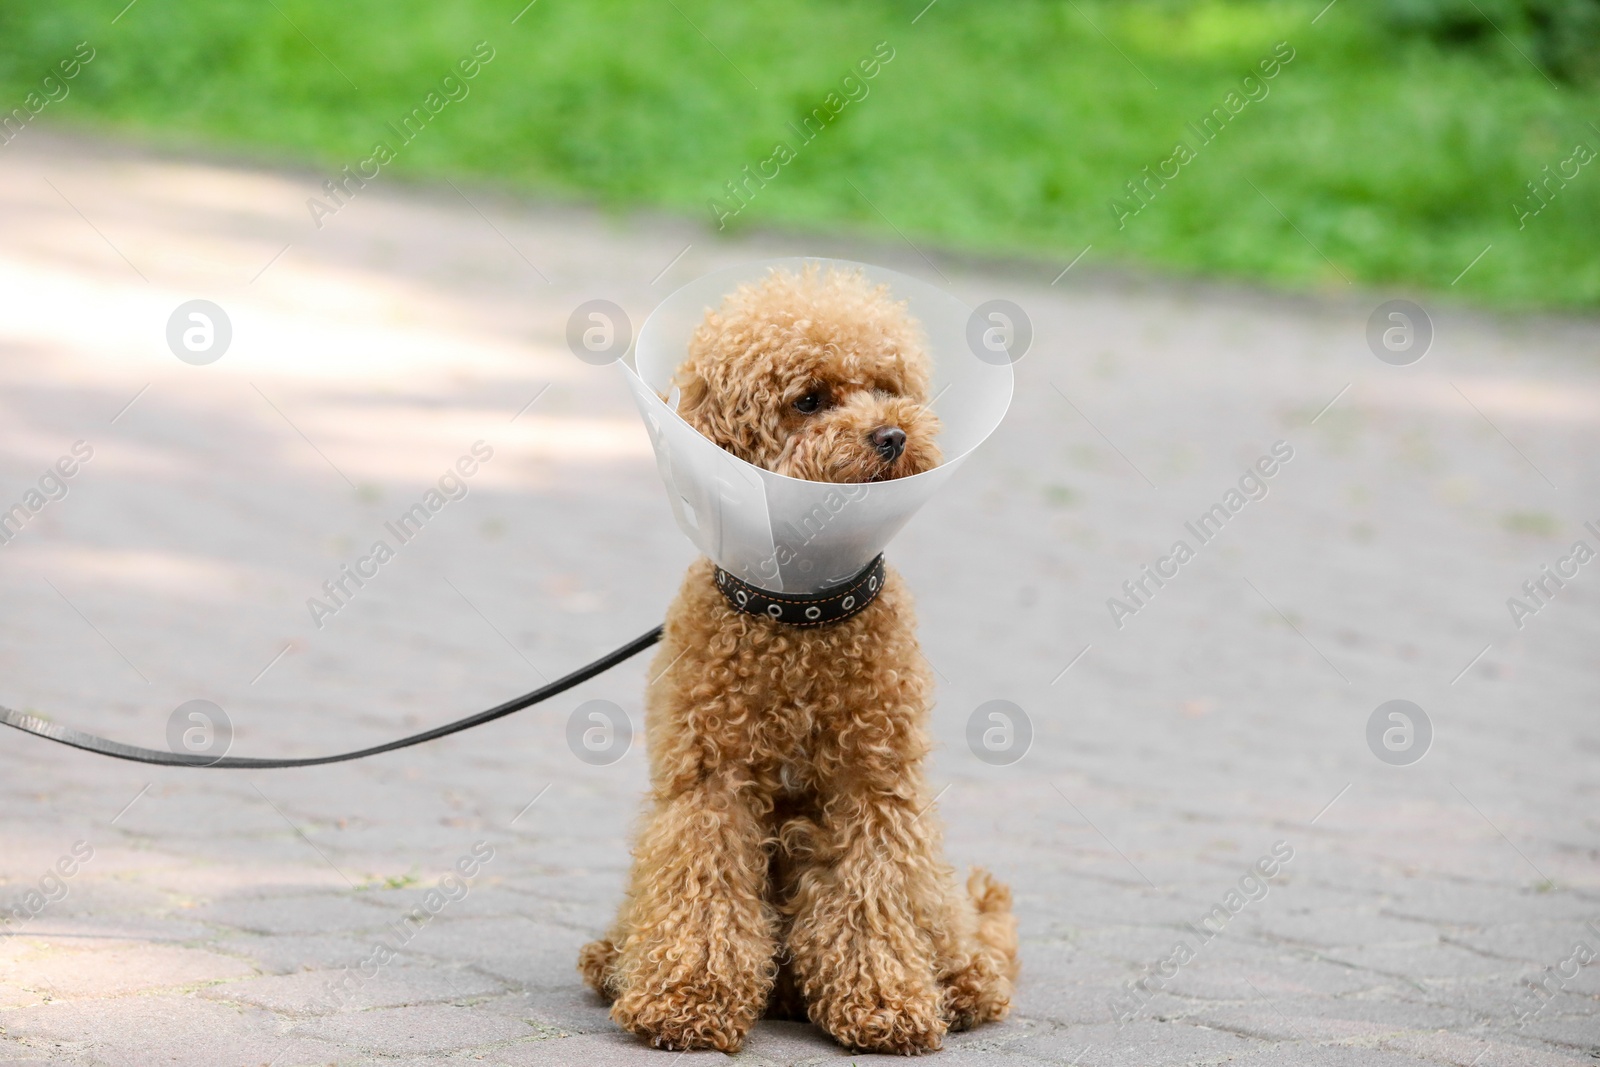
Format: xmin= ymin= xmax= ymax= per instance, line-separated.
xmin=670 ymin=364 xmax=747 ymax=458
xmin=671 ymin=366 xmax=710 ymax=424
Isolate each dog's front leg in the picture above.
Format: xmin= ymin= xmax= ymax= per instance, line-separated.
xmin=786 ymin=782 xmax=949 ymax=1054
xmin=607 ymin=773 xmax=777 ymax=1052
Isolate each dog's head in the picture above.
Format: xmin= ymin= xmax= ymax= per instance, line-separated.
xmin=672 ymin=265 xmax=942 ymax=483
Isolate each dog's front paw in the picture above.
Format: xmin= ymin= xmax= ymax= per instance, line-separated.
xmin=812 ymin=983 xmax=947 ymax=1055
xmin=611 ymin=982 xmax=757 ymax=1053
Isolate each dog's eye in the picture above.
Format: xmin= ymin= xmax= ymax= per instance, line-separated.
xmin=792 ymin=391 xmax=824 ymax=415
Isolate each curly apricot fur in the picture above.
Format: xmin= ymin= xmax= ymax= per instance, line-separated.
xmin=580 ymin=267 xmax=1017 ymax=1054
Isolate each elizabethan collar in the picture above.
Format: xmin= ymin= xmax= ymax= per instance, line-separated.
xmin=620 ymin=258 xmax=1013 ymax=596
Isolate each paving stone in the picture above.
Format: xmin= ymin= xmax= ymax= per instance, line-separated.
xmin=294 ymin=1002 xmax=536 ymax=1056
xmin=1516 ymin=1015 xmax=1600 ymax=1056
xmin=945 ymin=1019 xmax=1269 ymax=1067
xmin=1409 ymin=973 xmax=1599 ymax=1029
xmin=443 ymin=1031 xmax=729 ymax=1066
xmin=735 ymin=1019 xmax=850 ymax=1064
xmin=1255 ymin=908 xmax=1447 ymax=950
xmin=1202 ymin=1011 xmax=1405 ymax=1045
xmin=1013 ymin=982 xmax=1129 ymax=1028
xmin=1187 ymin=997 xmax=1486 ymax=1042
xmin=409 ymin=915 xmax=589 ymax=989
xmin=6 ymin=915 xmax=215 ymax=944
xmin=1228 ymin=1045 xmax=1447 ymax=1067
xmin=0 ymin=1048 xmax=98 ymax=1067
xmin=0 ymin=994 xmax=326 ymax=1067
xmin=205 ymin=931 xmax=378 ymax=975
xmin=476 ymin=987 xmax=617 ymax=1034
xmin=1376 ymin=1029 xmax=1595 ymax=1066
xmin=1383 ymin=887 xmax=1599 ymax=929
xmin=325 ymin=1036 xmax=724 ymax=1067
xmin=1444 ymin=922 xmax=1600 ymax=967
xmin=1156 ymin=945 xmax=1386 ymax=1001
xmin=1315 ymin=942 xmax=1525 ymax=983
xmin=188 ymin=892 xmax=394 ymax=937
xmin=0 ymin=983 xmax=45 ymax=1010
xmin=870 ymin=1049 xmax=1052 ymax=1067
xmin=0 ymin=942 xmax=255 ymax=998
xmin=938 ymin=1017 xmax=1077 ymax=1064
xmin=198 ymin=962 xmax=505 ymax=1014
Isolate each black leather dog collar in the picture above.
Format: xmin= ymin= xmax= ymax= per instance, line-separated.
xmin=715 ymin=556 xmax=886 ymax=627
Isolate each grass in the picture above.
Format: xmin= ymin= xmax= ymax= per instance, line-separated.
xmin=1 ymin=0 xmax=1597 ymax=308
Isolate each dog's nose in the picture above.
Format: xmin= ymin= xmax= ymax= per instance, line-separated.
xmin=870 ymin=426 xmax=907 ymax=463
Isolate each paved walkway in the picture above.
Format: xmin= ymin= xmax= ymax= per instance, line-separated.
xmin=1 ymin=133 xmax=1597 ymax=1066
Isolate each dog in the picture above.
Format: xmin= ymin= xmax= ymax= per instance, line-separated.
xmin=579 ymin=265 xmax=1018 ymax=1054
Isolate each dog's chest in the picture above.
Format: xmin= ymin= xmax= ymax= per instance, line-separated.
xmin=747 ymin=697 xmax=825 ymax=792
xmin=737 ymin=675 xmax=837 ymax=798
xmin=776 ymin=758 xmax=808 ymax=796
xmin=675 ymin=570 xmax=920 ymax=795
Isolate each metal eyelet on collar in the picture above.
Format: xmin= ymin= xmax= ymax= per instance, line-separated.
xmin=714 ymin=556 xmax=886 ymax=628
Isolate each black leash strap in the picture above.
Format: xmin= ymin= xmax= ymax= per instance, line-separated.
xmin=0 ymin=625 xmax=663 ymax=769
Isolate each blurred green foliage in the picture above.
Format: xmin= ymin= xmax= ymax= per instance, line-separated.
xmin=0 ymin=0 xmax=1596 ymax=308
xmin=1375 ymin=0 xmax=1600 ymax=82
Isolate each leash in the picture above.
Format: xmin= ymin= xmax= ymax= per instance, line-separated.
xmin=0 ymin=625 xmax=662 ymax=769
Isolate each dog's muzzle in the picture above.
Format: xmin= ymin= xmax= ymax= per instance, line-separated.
xmin=715 ymin=555 xmax=886 ymax=627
